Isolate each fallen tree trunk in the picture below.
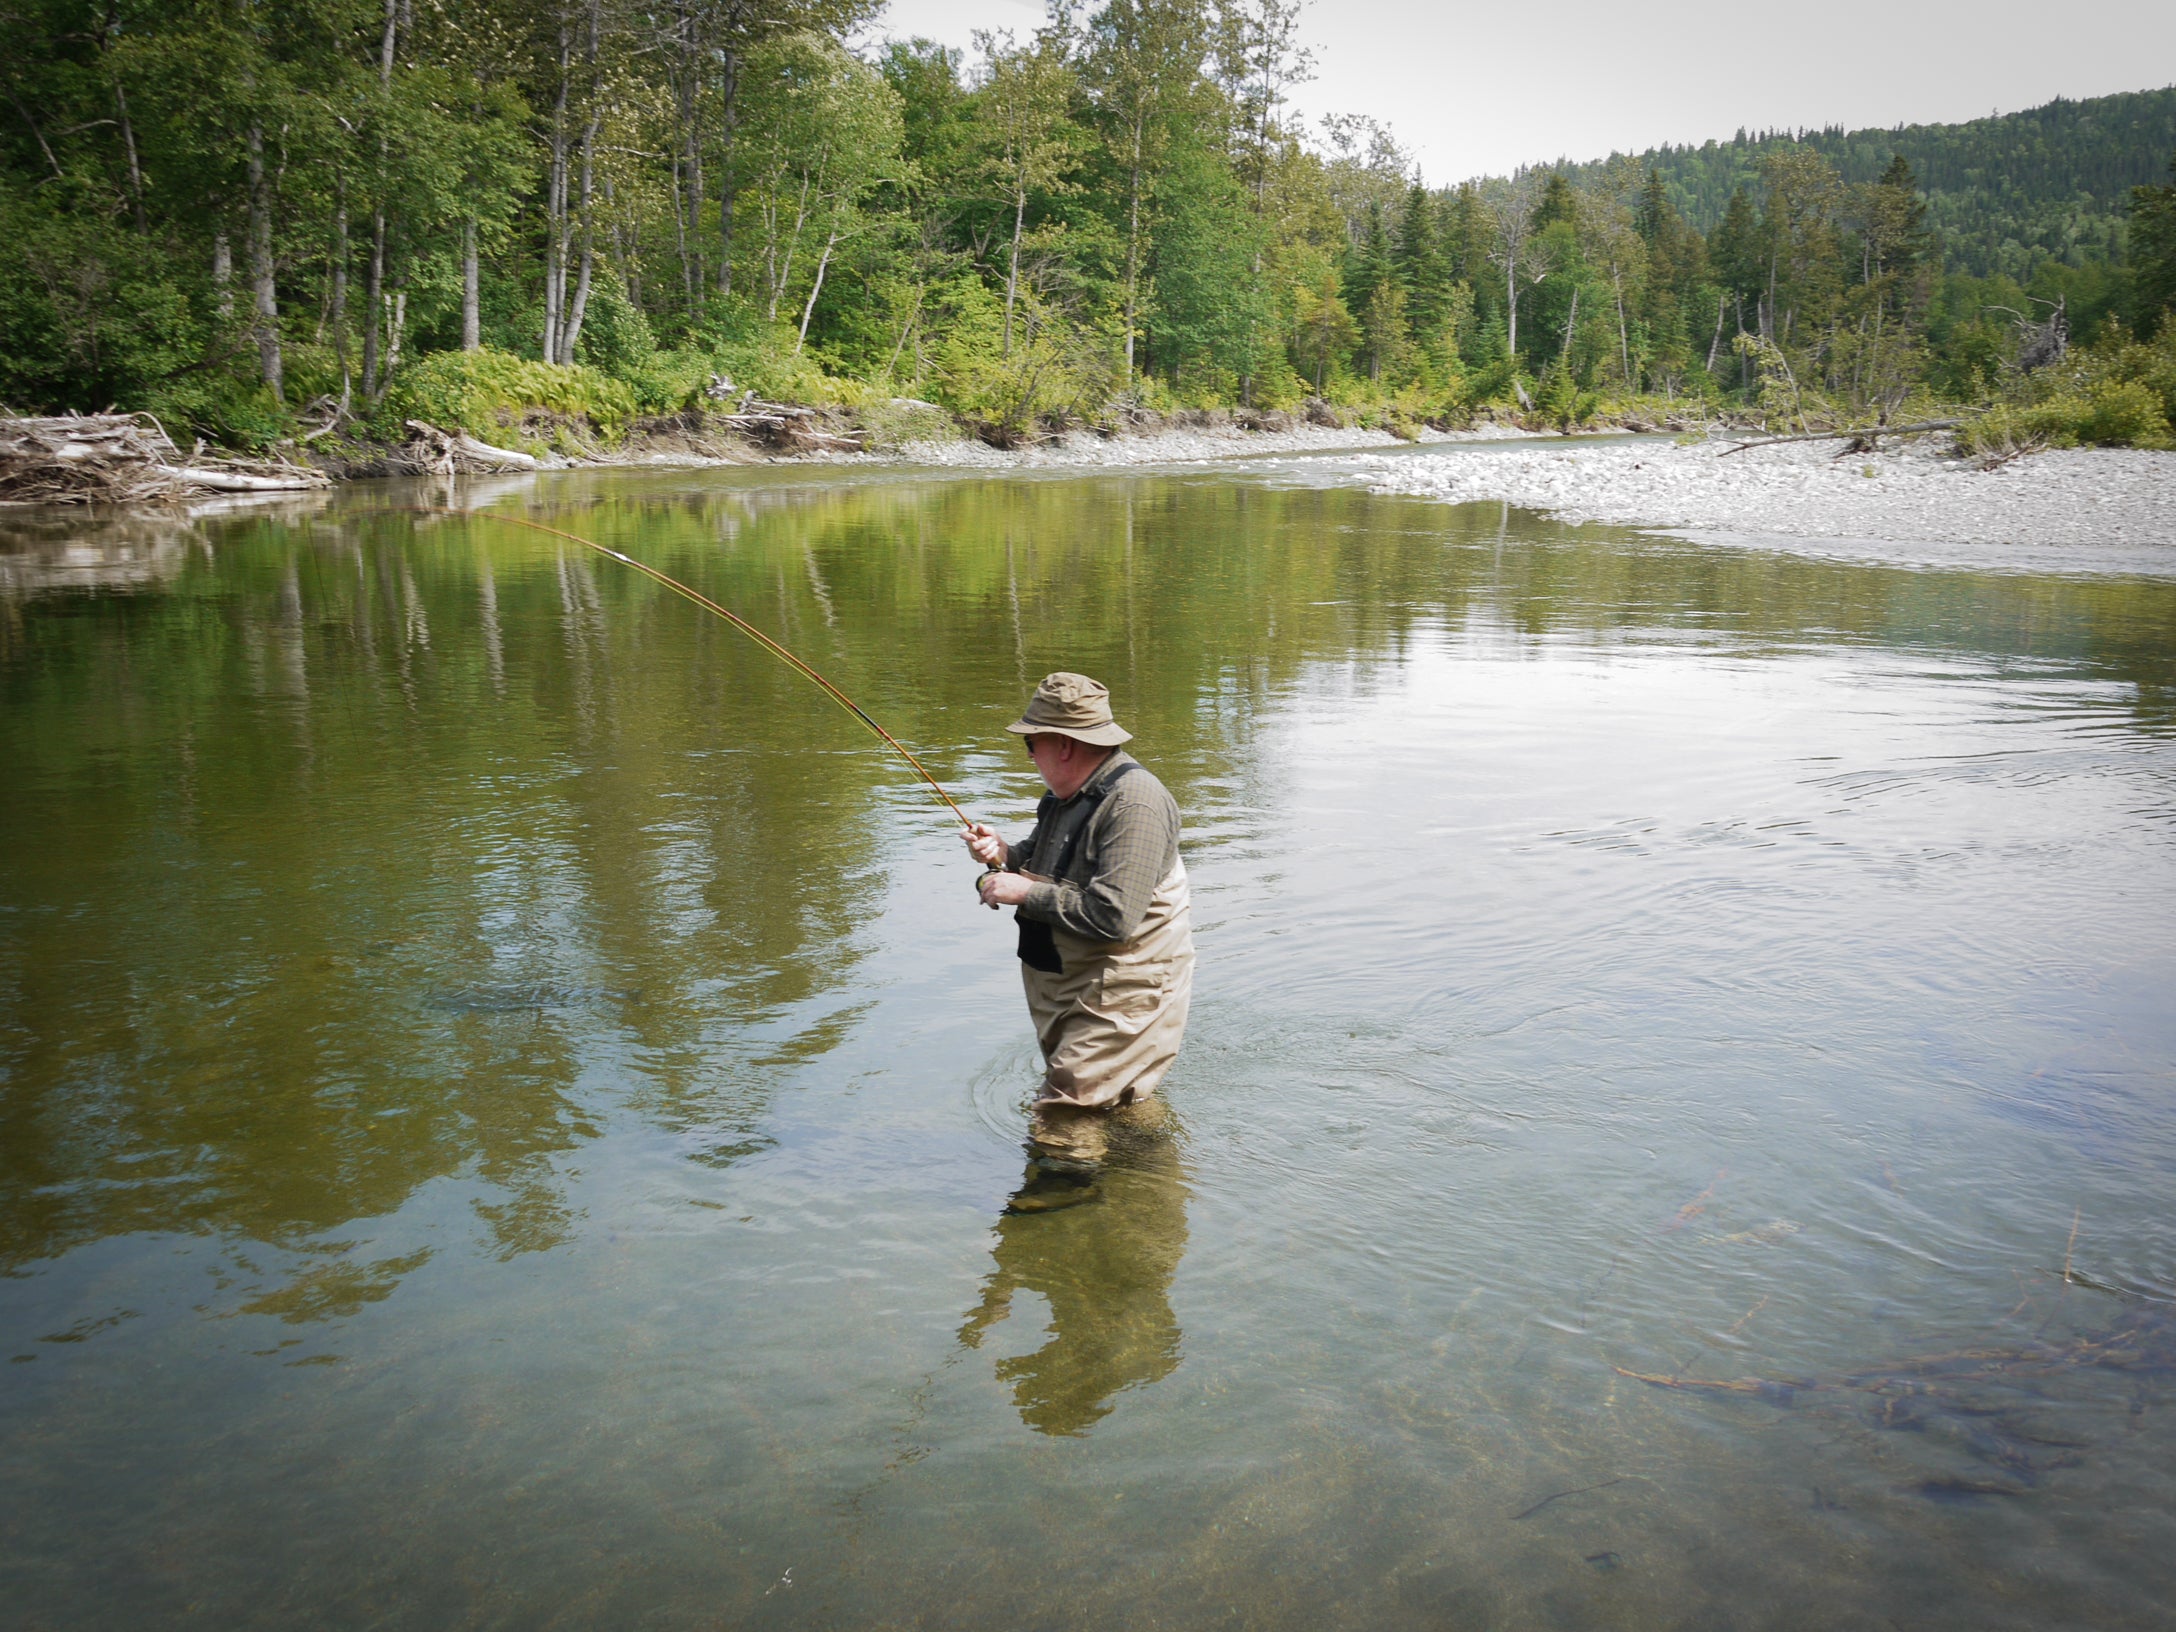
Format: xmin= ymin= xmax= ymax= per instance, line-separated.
xmin=167 ymin=465 xmax=325 ymax=492
xmin=402 ymin=420 xmax=541 ymax=473
xmin=1720 ymin=419 xmax=1961 ymax=456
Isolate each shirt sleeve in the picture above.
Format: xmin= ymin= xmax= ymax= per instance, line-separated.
xmin=1018 ymin=779 xmax=1178 ymax=942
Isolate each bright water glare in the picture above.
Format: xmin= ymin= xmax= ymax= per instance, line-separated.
xmin=3 ymin=458 xmax=2174 ymax=1630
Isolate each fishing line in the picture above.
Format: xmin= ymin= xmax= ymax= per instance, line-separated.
xmin=404 ymin=506 xmax=975 ymax=830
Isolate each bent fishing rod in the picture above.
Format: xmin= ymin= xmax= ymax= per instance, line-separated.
xmin=403 ymin=506 xmax=976 ymax=832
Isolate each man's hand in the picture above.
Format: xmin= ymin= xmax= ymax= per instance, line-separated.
xmin=978 ymin=870 xmax=1033 ymax=909
xmin=962 ymin=822 xmax=1008 ymax=869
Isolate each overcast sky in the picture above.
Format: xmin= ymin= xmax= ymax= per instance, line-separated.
xmin=866 ymin=0 xmax=2176 ymax=182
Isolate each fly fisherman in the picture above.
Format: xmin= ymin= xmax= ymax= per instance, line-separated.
xmin=964 ymin=673 xmax=1195 ymax=1211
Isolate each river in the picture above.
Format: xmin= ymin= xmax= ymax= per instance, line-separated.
xmin=3 ymin=453 xmax=2173 ymax=1629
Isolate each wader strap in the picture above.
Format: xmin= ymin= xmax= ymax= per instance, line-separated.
xmin=1016 ymin=763 xmax=1139 ymax=974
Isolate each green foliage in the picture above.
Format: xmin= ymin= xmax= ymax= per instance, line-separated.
xmin=0 ymin=181 xmax=207 ymax=415
xmin=1461 ymin=355 xmax=1521 ymax=409
xmin=148 ymin=377 xmax=299 ymax=451
xmin=712 ymin=333 xmax=865 ymax=408
xmin=2074 ymin=378 xmax=2175 ymax=447
xmin=2072 ymin=322 xmax=2176 ymax=435
xmin=853 ymin=395 xmax=961 ymax=448
xmin=1534 ymin=359 xmax=1593 ymax=428
xmin=3 ymin=0 xmax=2170 ymax=450
xmin=1558 ymin=89 xmax=2176 ymax=283
xmin=380 ymin=348 xmax=640 ymax=447
xmin=735 ymin=34 xmax=908 ymax=333
xmin=573 ymin=277 xmax=660 ymax=377
xmin=1958 ymin=384 xmax=2172 ymax=455
xmin=1145 ymin=132 xmax=1271 ymax=386
xmin=2132 ymin=155 xmax=2176 ymax=335
xmin=1960 ymin=320 xmax=2176 ymax=451
xmin=926 ymin=280 xmax=1112 ymax=439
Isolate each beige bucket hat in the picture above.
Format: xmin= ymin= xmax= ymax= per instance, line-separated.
xmin=1006 ymin=671 xmax=1133 ymax=747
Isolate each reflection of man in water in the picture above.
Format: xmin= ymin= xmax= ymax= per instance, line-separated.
xmin=957 ymin=1104 xmax=1190 ymax=1436
xmin=963 ymin=672 xmax=1194 ymax=1212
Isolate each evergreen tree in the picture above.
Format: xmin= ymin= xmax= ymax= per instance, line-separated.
xmin=1532 ymin=170 xmax=1577 ymax=232
xmin=1394 ymin=181 xmax=1443 ymax=342
xmin=1438 ymin=181 xmax=1494 ymax=360
xmin=2128 ymin=154 xmax=2176 ymax=335
xmin=1755 ymin=150 xmax=1844 ymax=369
xmin=1858 ymin=155 xmax=1933 ymax=287
xmin=1634 ymin=170 xmax=1673 ymax=247
xmin=1709 ymin=188 xmax=1763 ymax=300
xmin=1343 ymin=199 xmax=1397 ymax=379
xmin=1438 ymin=182 xmax=1487 ymax=287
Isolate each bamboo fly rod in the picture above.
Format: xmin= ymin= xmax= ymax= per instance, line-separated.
xmin=419 ymin=507 xmax=975 ymax=831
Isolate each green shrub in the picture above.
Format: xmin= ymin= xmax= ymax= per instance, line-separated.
xmin=1534 ymin=360 xmax=1597 ymax=429
xmin=613 ymin=348 xmax=713 ymax=417
xmin=2086 ymin=322 xmax=2176 ymax=429
xmin=378 ymin=347 xmax=639 ymax=447
xmin=138 ymin=376 xmax=294 ymax=452
xmin=572 ymin=277 xmax=659 ymax=376
xmin=1957 ymin=402 xmax=2057 ymax=457
xmin=0 ymin=190 xmax=209 ymax=416
xmin=1958 ymin=380 xmax=2173 ymax=455
xmin=1420 ymin=366 xmax=1472 ymax=423
xmin=2077 ymin=378 xmax=2173 ymax=447
xmin=685 ymin=300 xmax=865 ymax=406
xmin=926 ymin=283 xmax=1114 ymax=442
xmin=711 ymin=333 xmax=863 ymax=407
xmin=1973 ymin=320 xmax=2176 ymax=451
xmin=1125 ymin=373 xmax=1175 ymax=415
xmin=1241 ymin=354 xmax=1308 ymax=411
xmin=1462 ymin=356 xmax=1521 ymax=409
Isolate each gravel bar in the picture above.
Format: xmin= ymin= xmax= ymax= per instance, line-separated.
xmin=1343 ymin=437 xmax=2176 ymax=557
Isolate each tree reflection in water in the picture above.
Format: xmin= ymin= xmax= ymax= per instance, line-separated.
xmin=957 ymin=1101 xmax=1190 ymax=1437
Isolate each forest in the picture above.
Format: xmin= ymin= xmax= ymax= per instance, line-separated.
xmin=1559 ymin=89 xmax=2176 ymax=283
xmin=3 ymin=0 xmax=2175 ymax=454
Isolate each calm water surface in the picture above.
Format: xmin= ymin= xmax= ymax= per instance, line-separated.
xmin=3 ymin=456 xmax=2174 ymax=1630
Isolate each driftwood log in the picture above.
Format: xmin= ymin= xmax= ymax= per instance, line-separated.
xmin=1720 ymin=420 xmax=1961 ymax=456
xmin=402 ymin=419 xmax=542 ymax=473
xmin=718 ymin=398 xmax=864 ymax=453
xmin=0 ymin=413 xmax=328 ymax=504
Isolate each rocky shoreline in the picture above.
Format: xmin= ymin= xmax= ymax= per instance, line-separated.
xmin=1337 ymin=435 xmax=2176 ymax=555
xmin=11 ymin=409 xmax=2170 ymax=577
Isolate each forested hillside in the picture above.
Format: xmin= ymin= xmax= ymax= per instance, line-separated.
xmin=1556 ymin=88 xmax=2176 ymax=282
xmin=2 ymin=0 xmax=2173 ymax=454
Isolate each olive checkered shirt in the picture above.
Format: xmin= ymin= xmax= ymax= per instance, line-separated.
xmin=1004 ymin=750 xmax=1182 ymax=943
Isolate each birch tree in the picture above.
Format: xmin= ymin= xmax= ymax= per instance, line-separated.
xmin=1486 ymin=171 xmax=1547 ymax=360
xmin=972 ymin=30 xmax=1077 ymax=357
xmin=1074 ymin=0 xmax=1207 ymax=385
xmin=730 ymin=33 xmax=902 ymax=341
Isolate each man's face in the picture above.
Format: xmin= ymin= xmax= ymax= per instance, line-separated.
xmin=1025 ymin=733 xmax=1092 ymax=798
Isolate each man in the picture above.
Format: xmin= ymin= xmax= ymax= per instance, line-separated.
xmin=963 ymin=673 xmax=1194 ymax=1210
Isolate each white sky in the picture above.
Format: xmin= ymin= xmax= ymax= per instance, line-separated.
xmin=866 ymin=0 xmax=2176 ymax=183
